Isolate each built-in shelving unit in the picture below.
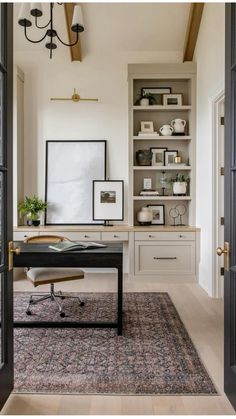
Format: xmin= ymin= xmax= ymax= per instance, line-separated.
xmin=128 ymin=63 xmax=196 ymax=226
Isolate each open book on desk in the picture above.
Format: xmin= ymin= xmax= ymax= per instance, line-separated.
xmin=48 ymin=241 xmax=107 ymax=252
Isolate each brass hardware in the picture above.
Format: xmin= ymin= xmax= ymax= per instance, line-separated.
xmin=221 ymin=267 xmax=225 ymax=276
xmin=216 ymin=242 xmax=230 ymax=271
xmin=220 ymin=217 xmax=224 ymax=226
xmin=8 ymin=241 xmax=20 ymax=271
xmin=220 ymin=167 xmax=224 ymax=176
xmin=220 ymin=116 xmax=225 ymax=125
xmin=50 ymin=88 xmax=99 ymax=103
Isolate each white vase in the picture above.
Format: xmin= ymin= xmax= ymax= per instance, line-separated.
xmin=173 ymin=182 xmax=187 ymax=195
xmin=159 ymin=125 xmax=174 ymax=136
xmin=140 ymin=98 xmax=149 ymax=106
xmin=137 ymin=207 xmax=153 ymax=225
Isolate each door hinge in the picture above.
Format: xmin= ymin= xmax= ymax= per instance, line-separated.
xmin=220 ymin=116 xmax=225 ymax=125
xmin=221 ymin=267 xmax=225 ymax=276
xmin=220 ymin=217 xmax=224 ymax=226
xmin=220 ymin=167 xmax=224 ymax=176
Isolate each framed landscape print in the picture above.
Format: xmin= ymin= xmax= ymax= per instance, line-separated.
xmin=45 ymin=140 xmax=106 ymax=225
xmin=93 ymin=180 xmax=124 ymax=221
xmin=147 ymin=204 xmax=165 ymax=225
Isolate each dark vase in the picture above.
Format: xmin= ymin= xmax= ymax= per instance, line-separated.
xmin=136 ymin=149 xmax=152 ymax=166
xmin=32 ymin=220 xmax=40 ymax=227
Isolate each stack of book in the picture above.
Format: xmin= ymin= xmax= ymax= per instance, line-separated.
xmin=138 ymin=131 xmax=159 ymax=137
xmin=139 ymin=189 xmax=159 ymax=196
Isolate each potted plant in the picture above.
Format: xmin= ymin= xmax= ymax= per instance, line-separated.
xmin=170 ymin=173 xmax=189 ymax=196
xmin=135 ymin=91 xmax=157 ymax=106
xmin=18 ymin=195 xmax=47 ymax=226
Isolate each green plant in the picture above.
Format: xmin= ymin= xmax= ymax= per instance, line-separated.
xmin=18 ymin=195 xmax=47 ymax=221
xmin=169 ymin=173 xmax=190 ymax=183
xmin=135 ymin=91 xmax=157 ymax=105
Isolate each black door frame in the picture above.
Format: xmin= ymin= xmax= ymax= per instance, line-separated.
xmin=0 ymin=3 xmax=13 ymax=410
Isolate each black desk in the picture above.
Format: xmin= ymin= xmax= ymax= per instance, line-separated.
xmin=13 ymin=242 xmax=123 ymax=335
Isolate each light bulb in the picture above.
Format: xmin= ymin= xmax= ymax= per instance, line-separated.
xmin=30 ymin=3 xmax=43 ymax=17
xmin=18 ymin=3 xmax=32 ymax=27
xmin=71 ymin=5 xmax=84 ymax=33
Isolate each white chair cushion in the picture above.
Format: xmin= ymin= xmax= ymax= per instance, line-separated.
xmin=27 ymin=267 xmax=84 ymax=284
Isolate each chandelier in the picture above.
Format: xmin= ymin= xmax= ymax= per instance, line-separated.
xmin=18 ymin=3 xmax=84 ymax=59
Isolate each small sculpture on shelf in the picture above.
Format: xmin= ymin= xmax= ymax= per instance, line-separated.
xmin=169 ymin=204 xmax=187 ymax=226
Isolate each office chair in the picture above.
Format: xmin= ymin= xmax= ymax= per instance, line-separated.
xmin=24 ymin=235 xmax=85 ymax=318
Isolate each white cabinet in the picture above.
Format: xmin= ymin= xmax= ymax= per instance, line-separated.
xmin=135 ymin=241 xmax=195 ymax=276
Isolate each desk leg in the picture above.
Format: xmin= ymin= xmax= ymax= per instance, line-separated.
xmin=117 ymin=260 xmax=123 ymax=335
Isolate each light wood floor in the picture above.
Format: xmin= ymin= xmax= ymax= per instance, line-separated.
xmin=1 ymin=272 xmax=235 ymax=415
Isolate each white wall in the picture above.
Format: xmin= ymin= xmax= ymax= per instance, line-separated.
xmin=14 ymin=49 xmax=182 ymax=223
xmin=194 ymin=3 xmax=225 ymax=296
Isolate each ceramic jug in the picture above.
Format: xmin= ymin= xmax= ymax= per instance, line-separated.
xmin=171 ymin=119 xmax=186 ymax=134
xmin=159 ymin=125 xmax=174 ymax=136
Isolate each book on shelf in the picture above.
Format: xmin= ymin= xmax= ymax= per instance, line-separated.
xmin=49 ymin=241 xmax=107 ymax=252
xmin=138 ymin=131 xmax=159 ymax=137
xmin=139 ymin=189 xmax=159 ymax=196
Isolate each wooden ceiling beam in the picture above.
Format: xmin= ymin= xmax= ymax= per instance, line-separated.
xmin=64 ymin=3 xmax=82 ymax=62
xmin=183 ymin=3 xmax=204 ymax=62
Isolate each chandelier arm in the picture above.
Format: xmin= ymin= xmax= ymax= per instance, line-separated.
xmin=24 ymin=26 xmax=48 ymax=44
xmin=35 ymin=15 xmax=51 ymax=29
xmin=55 ymin=30 xmax=79 ymax=47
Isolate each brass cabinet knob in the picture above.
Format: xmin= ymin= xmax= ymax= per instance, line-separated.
xmin=216 ymin=247 xmax=226 ymax=256
xmin=11 ymin=247 xmax=21 ymax=255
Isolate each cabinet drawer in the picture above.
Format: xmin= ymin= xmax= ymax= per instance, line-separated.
xmin=135 ymin=241 xmax=195 ymax=275
xmin=14 ymin=231 xmax=40 ymax=241
xmin=101 ymin=232 xmax=129 ymax=241
xmin=39 ymin=231 xmax=101 ymax=241
xmin=135 ymin=231 xmax=195 ymax=241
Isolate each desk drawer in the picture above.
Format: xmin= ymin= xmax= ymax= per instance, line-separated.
xmin=135 ymin=241 xmax=195 ymax=275
xmin=101 ymin=232 xmax=129 ymax=241
xmin=135 ymin=232 xmax=195 ymax=241
xmin=14 ymin=231 xmax=40 ymax=241
xmin=39 ymin=231 xmax=101 ymax=241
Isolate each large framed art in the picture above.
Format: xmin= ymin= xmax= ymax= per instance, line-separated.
xmin=45 ymin=140 xmax=106 ymax=225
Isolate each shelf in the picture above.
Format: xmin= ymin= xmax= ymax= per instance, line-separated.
xmin=133 ymin=196 xmax=192 ymax=201
xmin=132 ymin=105 xmax=192 ymax=111
xmin=133 ymin=166 xmax=192 ymax=171
xmin=133 ymin=135 xmax=191 ymax=141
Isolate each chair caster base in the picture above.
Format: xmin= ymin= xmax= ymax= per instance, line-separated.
xmin=26 ymin=310 xmax=32 ymax=315
xmin=60 ymin=312 xmax=65 ymax=318
xmin=80 ymin=301 xmax=85 ymax=307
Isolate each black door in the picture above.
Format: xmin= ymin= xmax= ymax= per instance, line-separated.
xmin=0 ymin=3 xmax=13 ymax=410
xmin=223 ymin=3 xmax=236 ymax=410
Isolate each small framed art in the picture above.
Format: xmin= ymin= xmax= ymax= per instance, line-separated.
xmin=163 ymin=94 xmax=182 ymax=106
xmin=147 ymin=205 xmax=165 ymax=225
xmin=150 ymin=147 xmax=167 ymax=166
xmin=164 ymin=150 xmax=178 ymax=166
xmin=140 ymin=121 xmax=154 ymax=133
xmin=93 ymin=180 xmax=124 ymax=222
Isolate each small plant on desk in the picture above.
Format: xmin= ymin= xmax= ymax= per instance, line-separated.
xmin=18 ymin=195 xmax=47 ymax=226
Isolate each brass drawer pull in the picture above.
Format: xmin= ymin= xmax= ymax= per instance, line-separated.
xmin=114 ymin=234 xmax=118 ymax=238
xmin=153 ymin=257 xmax=177 ymax=260
xmin=148 ymin=234 xmax=154 ymax=238
xmin=84 ymin=234 xmax=89 ymax=238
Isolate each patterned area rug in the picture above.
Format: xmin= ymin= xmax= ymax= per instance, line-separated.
xmin=14 ymin=292 xmax=217 ymax=395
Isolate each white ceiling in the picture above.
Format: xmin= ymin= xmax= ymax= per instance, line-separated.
xmin=14 ymin=3 xmax=191 ymax=55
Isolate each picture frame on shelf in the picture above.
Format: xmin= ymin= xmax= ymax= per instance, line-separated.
xmin=140 ymin=121 xmax=154 ymax=133
xmin=150 ymin=147 xmax=168 ymax=166
xmin=163 ymin=94 xmax=182 ymax=106
xmin=93 ymin=180 xmax=124 ymax=222
xmin=147 ymin=204 xmax=165 ymax=225
xmin=141 ymin=87 xmax=171 ymax=105
xmin=143 ymin=178 xmax=152 ymax=190
xmin=164 ymin=150 xmax=178 ymax=166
